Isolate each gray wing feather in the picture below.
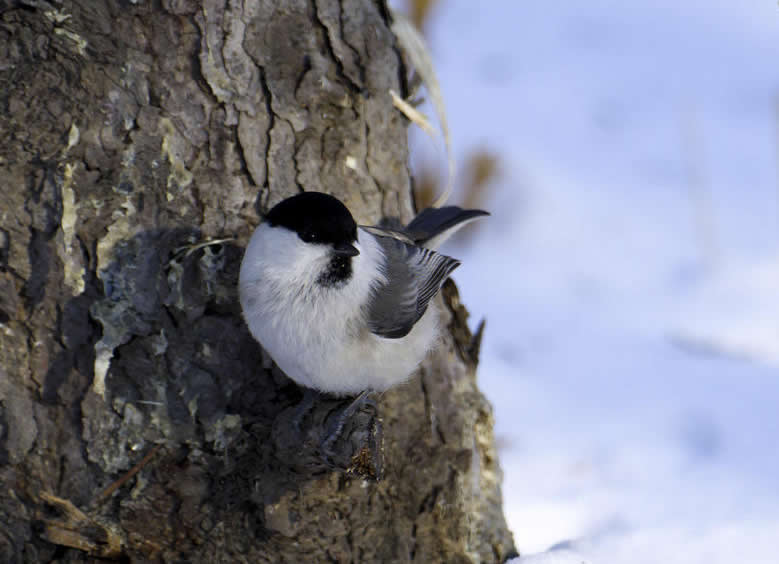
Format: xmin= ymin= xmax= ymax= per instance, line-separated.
xmin=367 ymin=235 xmax=460 ymax=339
xmin=405 ymin=207 xmax=489 ymax=248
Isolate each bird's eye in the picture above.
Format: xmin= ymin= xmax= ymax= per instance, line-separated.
xmin=302 ymin=232 xmax=317 ymax=242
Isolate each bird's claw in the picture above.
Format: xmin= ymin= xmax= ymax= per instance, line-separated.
xmin=272 ymin=390 xmax=384 ymax=480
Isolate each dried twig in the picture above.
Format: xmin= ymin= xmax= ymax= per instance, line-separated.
xmin=94 ymin=443 xmax=163 ymax=504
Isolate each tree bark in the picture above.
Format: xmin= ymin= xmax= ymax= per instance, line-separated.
xmin=0 ymin=1 xmax=516 ymax=562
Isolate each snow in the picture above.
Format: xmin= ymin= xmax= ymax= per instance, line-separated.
xmin=401 ymin=1 xmax=779 ymax=562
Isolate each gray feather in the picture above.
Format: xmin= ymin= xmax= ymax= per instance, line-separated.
xmin=367 ymin=235 xmax=460 ymax=339
xmin=359 ymin=225 xmax=415 ymax=245
xmin=405 ymin=206 xmax=489 ymax=248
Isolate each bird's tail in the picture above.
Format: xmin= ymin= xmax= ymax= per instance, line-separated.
xmin=405 ymin=207 xmax=489 ymax=249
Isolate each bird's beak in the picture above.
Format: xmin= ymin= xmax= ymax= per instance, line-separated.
xmin=333 ymin=243 xmax=359 ymax=257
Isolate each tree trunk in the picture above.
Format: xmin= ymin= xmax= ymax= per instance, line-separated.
xmin=0 ymin=1 xmax=516 ymax=562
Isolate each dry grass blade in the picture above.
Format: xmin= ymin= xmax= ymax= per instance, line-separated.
xmin=390 ymin=9 xmax=455 ymax=208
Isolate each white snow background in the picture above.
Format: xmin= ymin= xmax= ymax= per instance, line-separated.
xmin=401 ymin=1 xmax=779 ymax=562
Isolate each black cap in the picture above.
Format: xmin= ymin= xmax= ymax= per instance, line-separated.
xmin=266 ymin=192 xmax=359 ymax=249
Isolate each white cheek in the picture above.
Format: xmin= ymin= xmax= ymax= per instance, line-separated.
xmin=242 ymin=225 xmax=329 ymax=284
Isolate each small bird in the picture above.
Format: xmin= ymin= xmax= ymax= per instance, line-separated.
xmin=239 ymin=191 xmax=488 ymax=395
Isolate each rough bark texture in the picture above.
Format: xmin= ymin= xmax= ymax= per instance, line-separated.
xmin=0 ymin=1 xmax=516 ymax=562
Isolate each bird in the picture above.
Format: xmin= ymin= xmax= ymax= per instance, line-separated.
xmin=238 ymin=191 xmax=488 ymax=396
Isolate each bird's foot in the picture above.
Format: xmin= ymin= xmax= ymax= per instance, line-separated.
xmin=272 ymin=390 xmax=383 ymax=480
xmin=320 ymin=391 xmax=383 ymax=479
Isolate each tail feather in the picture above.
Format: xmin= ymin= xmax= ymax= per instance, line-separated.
xmin=405 ymin=206 xmax=489 ymax=249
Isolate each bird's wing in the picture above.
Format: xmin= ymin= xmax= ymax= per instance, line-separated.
xmin=366 ymin=234 xmax=460 ymax=339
